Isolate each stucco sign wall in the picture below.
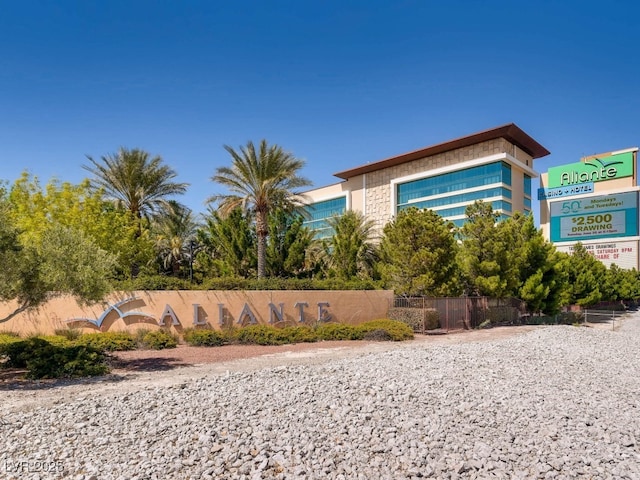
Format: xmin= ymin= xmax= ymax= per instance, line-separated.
xmin=0 ymin=290 xmax=394 ymax=336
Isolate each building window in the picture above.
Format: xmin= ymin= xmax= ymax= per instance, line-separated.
xmin=302 ymin=197 xmax=346 ymax=239
xmin=523 ymin=197 xmax=532 ymax=209
xmin=402 ymin=197 xmax=512 ymax=218
xmin=524 ymin=174 xmax=532 ymax=197
xmin=493 ymin=200 xmax=512 ymax=213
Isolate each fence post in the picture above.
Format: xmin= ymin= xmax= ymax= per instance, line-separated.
xmin=584 ymin=310 xmax=588 ymax=326
xmin=612 ymin=310 xmax=615 ymax=331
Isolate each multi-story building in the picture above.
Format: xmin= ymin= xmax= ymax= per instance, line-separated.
xmin=539 ymin=148 xmax=640 ymax=269
xmin=303 ymin=123 xmax=549 ymax=238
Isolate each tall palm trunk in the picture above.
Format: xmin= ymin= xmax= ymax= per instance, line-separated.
xmin=256 ymin=210 xmax=268 ymax=278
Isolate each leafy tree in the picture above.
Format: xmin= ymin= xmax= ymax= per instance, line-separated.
xmin=153 ymin=201 xmax=199 ymax=277
xmin=84 ymin=148 xmax=188 ymax=276
xmin=266 ymin=210 xmax=316 ymax=278
xmin=0 ymin=200 xmax=115 ymax=323
xmin=197 ymin=206 xmax=256 ymax=277
xmin=323 ymin=210 xmax=377 ymax=280
xmin=209 ymin=140 xmax=311 ymax=278
xmin=7 ymin=172 xmax=149 ymax=279
xmin=379 ymin=207 xmax=460 ymax=296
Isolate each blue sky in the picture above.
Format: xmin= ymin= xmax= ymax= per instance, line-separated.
xmin=1 ymin=0 xmax=639 ymax=224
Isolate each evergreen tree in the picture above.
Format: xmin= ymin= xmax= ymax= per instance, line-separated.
xmin=379 ymin=207 xmax=460 ymax=296
xmin=266 ymin=210 xmax=315 ymax=278
xmin=323 ymin=210 xmax=377 ymax=280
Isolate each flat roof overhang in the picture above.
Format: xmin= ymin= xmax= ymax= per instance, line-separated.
xmin=333 ymin=123 xmax=550 ymax=180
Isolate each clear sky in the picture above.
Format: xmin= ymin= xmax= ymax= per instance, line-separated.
xmin=1 ymin=0 xmax=638 ymax=224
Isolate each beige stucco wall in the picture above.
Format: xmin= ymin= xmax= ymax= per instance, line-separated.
xmin=0 ymin=290 xmax=394 ymax=336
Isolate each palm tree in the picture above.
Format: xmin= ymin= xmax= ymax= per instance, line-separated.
xmin=209 ymin=140 xmax=311 ymax=278
xmin=154 ymin=201 xmax=199 ymax=277
xmin=324 ymin=210 xmax=377 ymax=279
xmin=84 ymin=147 xmax=188 ymax=276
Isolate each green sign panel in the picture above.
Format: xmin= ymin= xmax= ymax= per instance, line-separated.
xmin=547 ymin=151 xmax=634 ymax=188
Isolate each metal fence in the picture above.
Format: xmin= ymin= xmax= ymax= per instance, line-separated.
xmin=583 ymin=309 xmax=621 ymax=331
xmin=389 ymin=296 xmax=527 ymax=332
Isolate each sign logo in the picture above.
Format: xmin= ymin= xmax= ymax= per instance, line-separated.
xmin=547 ymin=151 xmax=634 ymax=188
xmin=66 ymin=297 xmax=155 ymax=329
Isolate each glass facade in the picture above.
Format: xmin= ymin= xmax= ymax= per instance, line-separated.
xmin=408 ymin=199 xmax=512 ymax=219
xmin=303 ymin=196 xmax=346 ymax=239
xmin=396 ymin=162 xmax=513 ymax=224
xmin=397 ymin=162 xmax=511 ymax=206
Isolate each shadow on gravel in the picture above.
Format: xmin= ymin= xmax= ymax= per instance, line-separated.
xmin=0 ymin=369 xmax=129 ymax=391
xmin=0 ymin=357 xmax=193 ymax=391
xmin=108 ymin=356 xmax=192 ymax=372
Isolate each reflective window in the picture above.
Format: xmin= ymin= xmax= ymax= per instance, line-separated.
xmin=524 ymin=197 xmax=532 ymax=209
xmin=524 ymin=174 xmax=532 ymax=197
xmin=397 ymin=162 xmax=512 ymax=205
xmin=398 ymin=187 xmax=512 ymax=212
xmin=303 ymin=197 xmax=346 ymax=239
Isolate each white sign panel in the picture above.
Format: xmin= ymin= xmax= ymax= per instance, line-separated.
xmin=559 ymin=210 xmax=627 ymax=239
xmin=556 ymin=240 xmax=639 ymax=269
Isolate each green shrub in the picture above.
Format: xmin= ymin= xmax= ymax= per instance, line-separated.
xmin=234 ymin=325 xmax=288 ymax=345
xmin=231 ymin=324 xmax=321 ymax=345
xmin=0 ymin=338 xmax=109 ymax=379
xmin=139 ymin=330 xmax=178 ymax=350
xmin=32 ymin=335 xmax=72 ymax=347
xmin=183 ymin=328 xmax=225 ymax=347
xmin=424 ymin=309 xmax=440 ymax=330
xmin=76 ymin=332 xmax=137 ymax=351
xmin=357 ymin=319 xmax=414 ymax=341
xmin=362 ymin=329 xmax=393 ymax=341
xmin=315 ymin=323 xmax=363 ymax=341
xmin=134 ymin=328 xmax=151 ymax=344
xmin=387 ymin=307 xmax=423 ymax=331
xmin=280 ymin=326 xmax=318 ymax=343
xmin=54 ymin=328 xmax=83 ymax=341
xmin=0 ymin=333 xmax=22 ymax=345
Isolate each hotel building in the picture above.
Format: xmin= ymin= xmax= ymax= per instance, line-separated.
xmin=303 ymin=123 xmax=550 ymax=238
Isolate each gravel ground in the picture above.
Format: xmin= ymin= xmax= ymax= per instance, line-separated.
xmin=1 ymin=316 xmax=639 ymax=479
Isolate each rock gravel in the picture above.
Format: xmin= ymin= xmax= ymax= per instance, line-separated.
xmin=1 ymin=315 xmax=639 ymax=479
